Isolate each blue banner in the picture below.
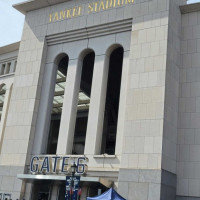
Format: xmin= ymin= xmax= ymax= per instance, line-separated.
xmin=65 ymin=176 xmax=80 ymax=200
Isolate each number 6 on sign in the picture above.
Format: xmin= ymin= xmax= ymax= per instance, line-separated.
xmin=77 ymin=157 xmax=88 ymax=174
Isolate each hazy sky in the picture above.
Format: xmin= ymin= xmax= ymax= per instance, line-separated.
xmin=0 ymin=0 xmax=199 ymax=47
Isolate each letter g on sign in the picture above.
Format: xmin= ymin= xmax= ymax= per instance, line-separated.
xmin=30 ymin=156 xmax=39 ymax=173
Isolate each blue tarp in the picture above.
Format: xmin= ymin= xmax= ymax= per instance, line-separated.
xmin=87 ymin=188 xmax=126 ymax=200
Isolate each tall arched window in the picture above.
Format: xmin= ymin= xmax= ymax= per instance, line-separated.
xmin=72 ymin=51 xmax=95 ymax=155
xmin=0 ymin=84 xmax=6 ymax=122
xmin=46 ymin=55 xmax=69 ymax=154
xmin=101 ymin=47 xmax=124 ymax=155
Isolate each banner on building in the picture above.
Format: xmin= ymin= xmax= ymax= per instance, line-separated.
xmin=65 ymin=176 xmax=80 ymax=200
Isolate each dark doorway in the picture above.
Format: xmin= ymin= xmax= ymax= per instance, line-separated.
xmin=47 ymin=55 xmax=69 ymax=154
xmin=101 ymin=47 xmax=124 ymax=155
xmin=72 ymin=52 xmax=95 ymax=155
xmin=31 ymin=181 xmax=52 ymax=200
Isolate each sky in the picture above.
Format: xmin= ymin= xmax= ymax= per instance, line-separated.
xmin=0 ymin=0 xmax=200 ymax=47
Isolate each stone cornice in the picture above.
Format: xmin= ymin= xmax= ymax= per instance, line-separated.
xmin=46 ymin=18 xmax=132 ymax=46
xmin=180 ymin=2 xmax=200 ymax=14
xmin=0 ymin=42 xmax=20 ymax=55
xmin=13 ymin=0 xmax=72 ymax=15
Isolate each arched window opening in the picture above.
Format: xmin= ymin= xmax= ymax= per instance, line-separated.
xmin=46 ymin=55 xmax=69 ymax=154
xmin=72 ymin=52 xmax=95 ymax=155
xmin=101 ymin=47 xmax=124 ymax=155
xmin=0 ymin=84 xmax=6 ymax=121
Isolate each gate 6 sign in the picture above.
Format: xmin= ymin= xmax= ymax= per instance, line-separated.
xmin=30 ymin=156 xmax=88 ymax=174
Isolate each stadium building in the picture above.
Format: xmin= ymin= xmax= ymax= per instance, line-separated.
xmin=1 ymin=0 xmax=200 ymax=199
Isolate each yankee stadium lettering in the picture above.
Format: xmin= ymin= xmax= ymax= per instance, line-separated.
xmin=49 ymin=0 xmax=135 ymax=22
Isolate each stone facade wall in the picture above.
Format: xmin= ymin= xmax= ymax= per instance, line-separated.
xmin=118 ymin=0 xmax=187 ymax=199
xmin=177 ymin=8 xmax=200 ymax=199
xmin=162 ymin=0 xmax=182 ymax=173
xmin=0 ymin=50 xmax=21 ymax=199
xmin=0 ymin=10 xmax=47 ymax=200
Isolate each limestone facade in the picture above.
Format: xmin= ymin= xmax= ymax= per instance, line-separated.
xmin=1 ymin=0 xmax=200 ymax=199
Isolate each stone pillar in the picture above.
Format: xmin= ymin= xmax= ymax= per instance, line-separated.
xmin=5 ymin=63 xmax=10 ymax=74
xmin=0 ymin=64 xmax=4 ymax=75
xmin=84 ymin=54 xmax=109 ymax=155
xmin=50 ymin=183 xmax=59 ymax=200
xmin=80 ymin=186 xmax=88 ymax=200
xmin=10 ymin=61 xmax=15 ymax=73
xmin=24 ymin=183 xmax=33 ymax=200
xmin=32 ymin=62 xmax=57 ymax=154
xmin=57 ymin=58 xmax=82 ymax=155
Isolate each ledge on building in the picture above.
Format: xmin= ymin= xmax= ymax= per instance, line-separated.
xmin=0 ymin=73 xmax=15 ymax=79
xmin=180 ymin=2 xmax=200 ymax=14
xmin=0 ymin=42 xmax=20 ymax=55
xmin=13 ymin=0 xmax=72 ymax=15
xmin=17 ymin=174 xmax=113 ymax=187
xmin=93 ymin=155 xmax=116 ymax=158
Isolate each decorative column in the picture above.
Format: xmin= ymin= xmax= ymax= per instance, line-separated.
xmin=0 ymin=64 xmax=4 ymax=75
xmin=84 ymin=54 xmax=109 ymax=155
xmin=57 ymin=58 xmax=82 ymax=155
xmin=50 ymin=183 xmax=59 ymax=200
xmin=10 ymin=60 xmax=16 ymax=73
xmin=32 ymin=62 xmax=57 ymax=154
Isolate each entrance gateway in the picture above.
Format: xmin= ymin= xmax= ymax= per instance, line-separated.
xmin=18 ymin=156 xmax=113 ymax=200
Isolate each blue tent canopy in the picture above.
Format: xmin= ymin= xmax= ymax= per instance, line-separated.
xmin=87 ymin=188 xmax=126 ymax=200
